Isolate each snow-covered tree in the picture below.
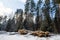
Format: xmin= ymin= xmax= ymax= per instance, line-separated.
xmin=25 ymin=0 xmax=36 ymax=15
xmin=5 ymin=19 xmax=12 ymax=32
xmin=36 ymin=0 xmax=53 ymax=32
xmin=54 ymin=0 xmax=60 ymax=33
xmin=36 ymin=0 xmax=42 ymax=30
xmin=24 ymin=0 xmax=36 ymax=30
xmin=42 ymin=0 xmax=52 ymax=31
xmin=15 ymin=9 xmax=23 ymax=31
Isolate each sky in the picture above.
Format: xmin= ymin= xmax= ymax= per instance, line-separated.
xmin=0 ymin=0 xmax=38 ymax=17
xmin=0 ymin=0 xmax=55 ymax=19
xmin=0 ymin=0 xmax=26 ymax=16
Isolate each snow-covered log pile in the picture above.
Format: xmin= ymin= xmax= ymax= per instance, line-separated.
xmin=0 ymin=31 xmax=60 ymax=40
xmin=30 ymin=31 xmax=50 ymax=37
xmin=18 ymin=29 xmax=28 ymax=35
xmin=18 ymin=29 xmax=50 ymax=37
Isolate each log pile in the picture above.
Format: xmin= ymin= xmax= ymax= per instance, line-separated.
xmin=18 ymin=29 xmax=50 ymax=37
xmin=30 ymin=31 xmax=50 ymax=37
xmin=18 ymin=29 xmax=28 ymax=35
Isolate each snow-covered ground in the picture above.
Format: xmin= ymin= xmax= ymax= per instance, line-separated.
xmin=0 ymin=31 xmax=60 ymax=40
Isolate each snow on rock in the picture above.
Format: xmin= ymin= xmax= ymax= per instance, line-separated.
xmin=0 ymin=32 xmax=60 ymax=40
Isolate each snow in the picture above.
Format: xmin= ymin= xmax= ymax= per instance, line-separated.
xmin=0 ymin=31 xmax=60 ymax=40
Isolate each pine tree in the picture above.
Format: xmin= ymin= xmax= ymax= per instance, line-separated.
xmin=54 ymin=0 xmax=60 ymax=33
xmin=15 ymin=9 xmax=23 ymax=31
xmin=25 ymin=0 xmax=35 ymax=14
xmin=24 ymin=0 xmax=36 ymax=30
xmin=45 ymin=0 xmax=58 ymax=33
xmin=42 ymin=0 xmax=52 ymax=31
xmin=55 ymin=0 xmax=60 ymax=4
xmin=25 ymin=0 xmax=29 ymax=14
xmin=36 ymin=0 xmax=42 ymax=30
xmin=36 ymin=0 xmax=52 ymax=31
xmin=5 ymin=19 xmax=12 ymax=32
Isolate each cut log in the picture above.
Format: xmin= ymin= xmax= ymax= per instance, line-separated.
xmin=18 ymin=29 xmax=28 ymax=35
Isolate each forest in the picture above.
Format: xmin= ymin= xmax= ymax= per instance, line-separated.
xmin=0 ymin=0 xmax=60 ymax=34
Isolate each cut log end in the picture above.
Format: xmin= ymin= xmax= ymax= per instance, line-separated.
xmin=30 ymin=31 xmax=50 ymax=37
xmin=18 ymin=29 xmax=28 ymax=35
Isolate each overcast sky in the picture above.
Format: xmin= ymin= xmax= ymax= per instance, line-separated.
xmin=0 ymin=0 xmax=27 ymax=16
xmin=0 ymin=0 xmax=38 ymax=16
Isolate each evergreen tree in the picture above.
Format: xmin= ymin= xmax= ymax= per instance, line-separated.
xmin=48 ymin=0 xmax=57 ymax=33
xmin=15 ymin=9 xmax=23 ymax=31
xmin=42 ymin=0 xmax=52 ymax=31
xmin=25 ymin=0 xmax=35 ymax=14
xmin=36 ymin=0 xmax=52 ymax=32
xmin=5 ymin=19 xmax=12 ymax=32
xmin=9 ymin=18 xmax=16 ymax=32
xmin=36 ymin=0 xmax=42 ymax=30
xmin=55 ymin=0 xmax=60 ymax=4
xmin=25 ymin=0 xmax=29 ymax=14
xmin=24 ymin=0 xmax=36 ymax=30
xmin=54 ymin=0 xmax=60 ymax=33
